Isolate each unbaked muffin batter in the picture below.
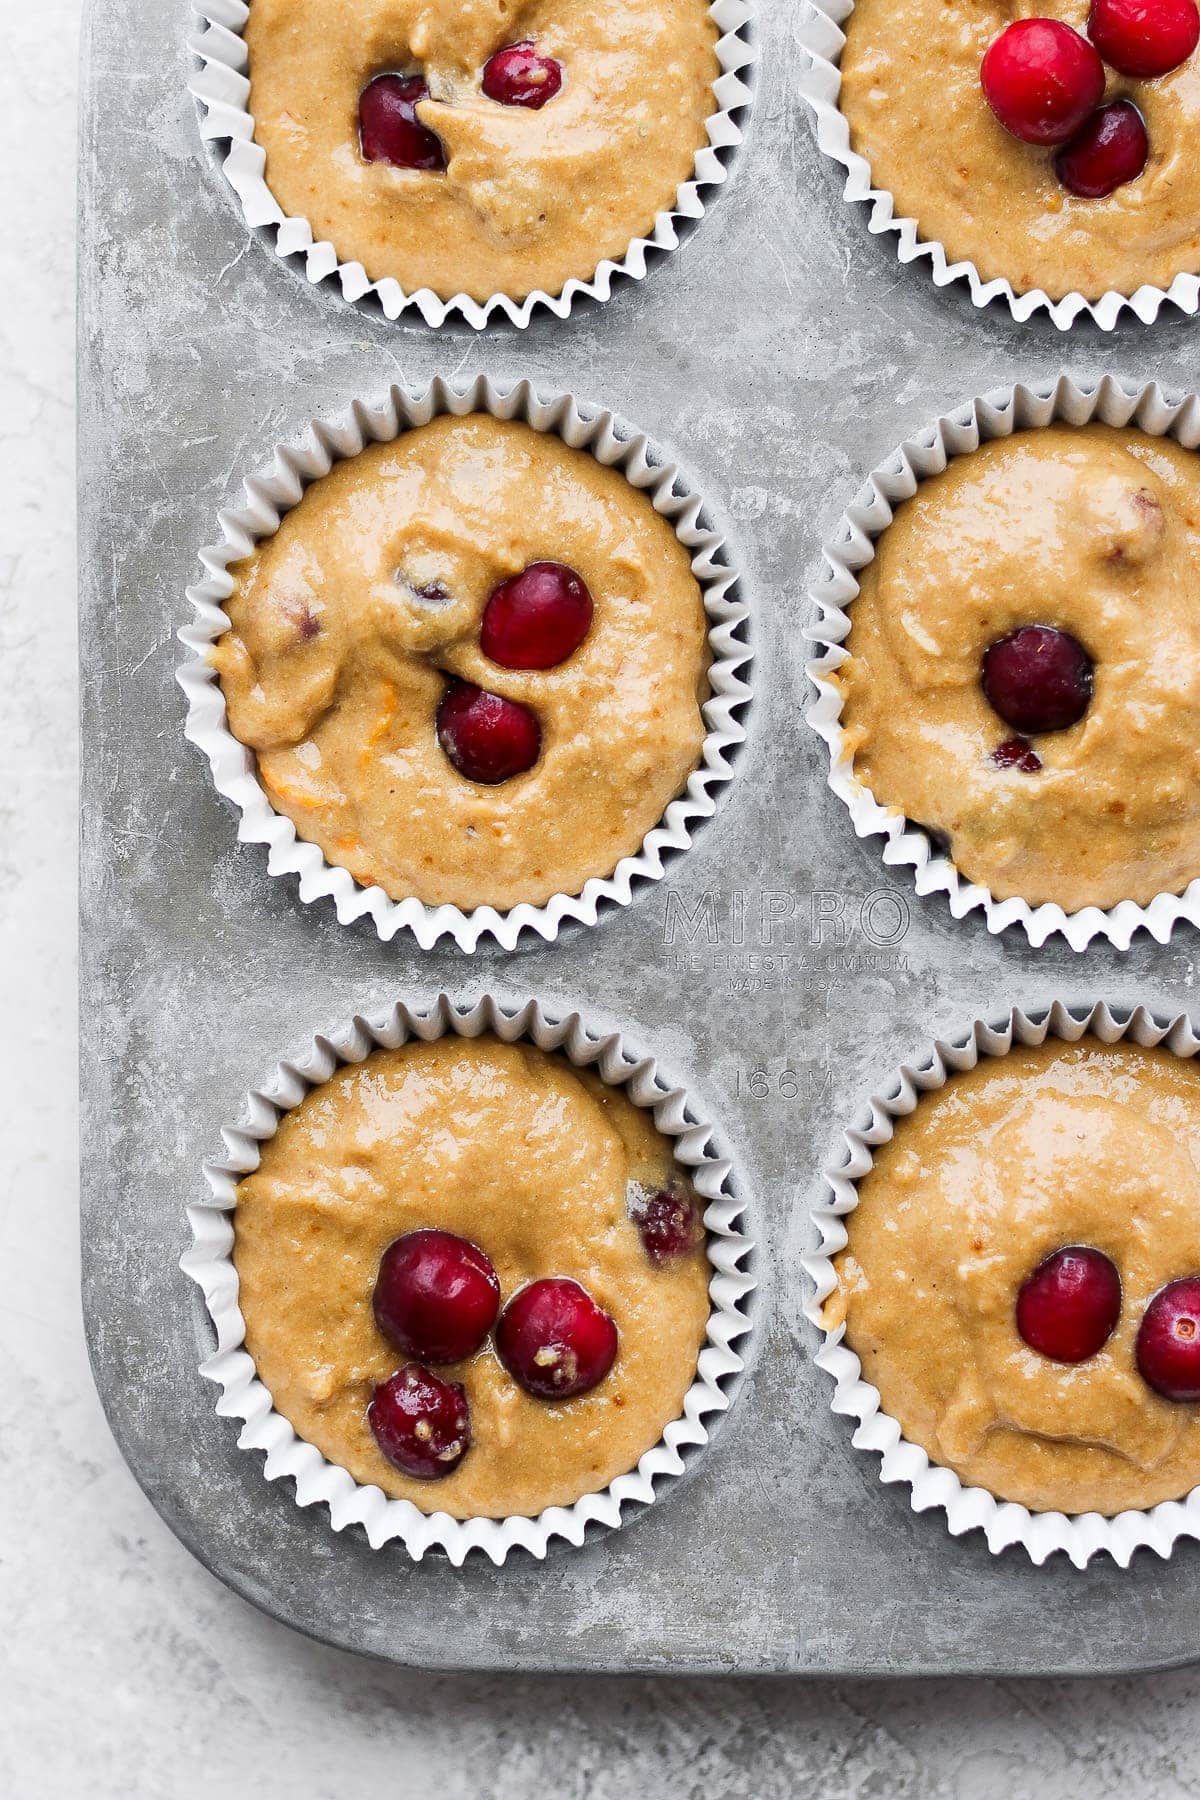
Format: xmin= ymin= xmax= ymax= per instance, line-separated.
xmin=834 ymin=425 xmax=1200 ymax=913
xmin=212 ymin=414 xmax=710 ymax=911
xmin=824 ymin=1038 xmax=1200 ymax=1514
xmin=233 ymin=1036 xmax=711 ymax=1517
xmin=246 ymin=0 xmax=720 ymax=301
xmin=839 ymin=0 xmax=1200 ymax=299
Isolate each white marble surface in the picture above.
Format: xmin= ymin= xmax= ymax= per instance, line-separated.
xmin=6 ymin=2 xmax=1200 ymax=1791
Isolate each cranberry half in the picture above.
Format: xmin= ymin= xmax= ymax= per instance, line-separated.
xmin=636 ymin=1188 xmax=703 ymax=1262
xmin=1016 ymin=1246 xmax=1122 ymax=1363
xmin=496 ymin=1277 xmax=618 ymax=1399
xmin=1089 ymin=0 xmax=1200 ymax=76
xmin=1137 ymin=1278 xmax=1200 ymax=1401
xmin=368 ymin=1364 xmax=471 ymax=1478
xmin=359 ymin=74 xmax=447 ymax=172
xmin=480 ymin=562 xmax=593 ymax=670
xmin=982 ymin=626 xmax=1094 ymax=735
xmin=1056 ymin=101 xmax=1149 ymax=198
xmin=482 ymin=42 xmax=564 ymax=109
xmin=981 ymin=19 xmax=1106 ymax=146
xmin=992 ymin=735 xmax=1043 ymax=772
xmin=373 ymin=1229 xmax=500 ymax=1364
xmin=436 ymin=679 xmax=541 ymax=784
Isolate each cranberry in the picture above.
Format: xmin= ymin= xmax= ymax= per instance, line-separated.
xmin=436 ymin=679 xmax=541 ymax=784
xmin=482 ymin=42 xmax=564 ymax=109
xmin=480 ymin=563 xmax=593 ymax=670
xmin=1056 ymin=100 xmax=1149 ymax=197
xmin=635 ymin=1187 xmax=703 ymax=1262
xmin=992 ymin=735 xmax=1043 ymax=772
xmin=1089 ymin=0 xmax=1200 ymax=74
xmin=1016 ymin=1247 xmax=1122 ymax=1363
xmin=359 ymin=74 xmax=447 ymax=172
xmin=981 ymin=626 xmax=1094 ymax=735
xmin=373 ymin=1230 xmax=500 ymax=1364
xmin=981 ymin=20 xmax=1106 ymax=146
xmin=368 ymin=1364 xmax=470 ymax=1479
xmin=496 ymin=1278 xmax=618 ymax=1399
xmin=1137 ymin=1278 xmax=1200 ymax=1400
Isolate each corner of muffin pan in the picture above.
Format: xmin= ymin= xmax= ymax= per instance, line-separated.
xmin=180 ymin=991 xmax=757 ymax=1563
xmin=805 ymin=370 xmax=1200 ymax=953
xmin=804 ymin=999 xmax=1200 ymax=1569
xmin=187 ymin=0 xmax=756 ymax=329
xmin=795 ymin=0 xmax=1200 ymax=332
xmin=177 ymin=373 xmax=753 ymax=952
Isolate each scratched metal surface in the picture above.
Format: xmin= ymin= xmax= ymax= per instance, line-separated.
xmin=79 ymin=0 xmax=1200 ymax=1674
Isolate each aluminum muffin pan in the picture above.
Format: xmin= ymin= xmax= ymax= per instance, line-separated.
xmin=80 ymin=0 xmax=1200 ymax=1675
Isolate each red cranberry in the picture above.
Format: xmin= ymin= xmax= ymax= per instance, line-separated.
xmin=359 ymin=74 xmax=447 ymax=172
xmin=436 ymin=679 xmax=541 ymax=784
xmin=635 ymin=1188 xmax=703 ymax=1262
xmin=1137 ymin=1278 xmax=1200 ymax=1401
xmin=1016 ymin=1246 xmax=1122 ymax=1363
xmin=1056 ymin=100 xmax=1149 ymax=198
xmin=981 ymin=20 xmax=1106 ymax=146
xmin=480 ymin=563 xmax=593 ymax=670
xmin=1089 ymin=0 xmax=1200 ymax=74
xmin=373 ymin=1230 xmax=500 ymax=1364
xmin=992 ymin=735 xmax=1043 ymax=772
xmin=368 ymin=1364 xmax=470 ymax=1479
xmin=981 ymin=626 xmax=1094 ymax=735
xmin=496 ymin=1278 xmax=618 ymax=1399
xmin=482 ymin=42 xmax=564 ymax=109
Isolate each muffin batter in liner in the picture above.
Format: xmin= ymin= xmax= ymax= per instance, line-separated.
xmin=806 ymin=373 xmax=1200 ymax=952
xmin=804 ymin=1000 xmax=1200 ymax=1568
xmin=796 ymin=0 xmax=1200 ymax=332
xmin=189 ymin=0 xmax=755 ymax=328
xmin=181 ymin=992 xmax=756 ymax=1562
xmin=178 ymin=374 xmax=751 ymax=950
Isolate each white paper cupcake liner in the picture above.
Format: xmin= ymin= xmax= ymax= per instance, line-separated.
xmin=804 ymin=999 xmax=1200 ymax=1569
xmin=796 ymin=0 xmax=1200 ymax=332
xmin=189 ymin=0 xmax=755 ymax=328
xmin=806 ymin=372 xmax=1200 ymax=953
xmin=178 ymin=373 xmax=751 ymax=951
xmin=180 ymin=992 xmax=756 ymax=1564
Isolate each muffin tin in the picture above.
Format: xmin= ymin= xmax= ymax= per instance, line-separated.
xmin=80 ymin=0 xmax=1200 ymax=1673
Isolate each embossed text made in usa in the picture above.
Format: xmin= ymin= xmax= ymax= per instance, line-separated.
xmin=660 ymin=887 xmax=911 ymax=950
